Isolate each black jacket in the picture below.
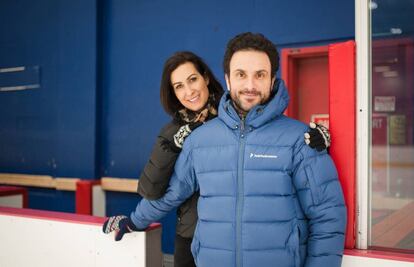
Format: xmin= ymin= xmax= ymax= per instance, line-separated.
xmin=137 ymin=120 xmax=198 ymax=238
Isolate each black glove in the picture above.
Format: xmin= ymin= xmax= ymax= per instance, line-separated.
xmin=304 ymin=122 xmax=331 ymax=152
xmin=160 ymin=122 xmax=203 ymax=153
xmin=173 ymin=122 xmax=203 ymax=148
xmin=102 ymin=215 xmax=139 ymax=241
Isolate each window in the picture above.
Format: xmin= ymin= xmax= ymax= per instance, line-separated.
xmin=370 ymin=0 xmax=414 ymax=251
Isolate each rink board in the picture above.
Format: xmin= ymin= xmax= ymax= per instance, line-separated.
xmin=0 ymin=207 xmax=162 ymax=267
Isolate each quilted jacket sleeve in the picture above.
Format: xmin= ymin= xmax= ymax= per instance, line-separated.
xmin=292 ymin=141 xmax=347 ymax=267
xmin=131 ymin=143 xmax=198 ymax=229
xmin=137 ymin=122 xmax=180 ymax=200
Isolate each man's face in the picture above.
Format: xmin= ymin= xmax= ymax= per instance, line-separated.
xmin=225 ymin=50 xmax=275 ymax=113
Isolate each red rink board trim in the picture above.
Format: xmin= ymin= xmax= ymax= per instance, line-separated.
xmin=0 ymin=206 xmax=160 ymax=231
xmin=344 ymin=249 xmax=414 ymax=263
xmin=0 ymin=186 xmax=26 ymax=196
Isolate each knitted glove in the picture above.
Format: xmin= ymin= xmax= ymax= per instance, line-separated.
xmin=173 ymin=122 xmax=203 ymax=149
xmin=304 ymin=122 xmax=331 ymax=152
xmin=102 ymin=215 xmax=139 ymax=241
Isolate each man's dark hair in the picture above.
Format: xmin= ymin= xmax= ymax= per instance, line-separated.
xmin=223 ymin=32 xmax=279 ymax=78
xmin=160 ymin=51 xmax=223 ymax=117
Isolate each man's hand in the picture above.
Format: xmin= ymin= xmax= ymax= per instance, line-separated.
xmin=102 ymin=215 xmax=139 ymax=241
xmin=304 ymin=122 xmax=331 ymax=152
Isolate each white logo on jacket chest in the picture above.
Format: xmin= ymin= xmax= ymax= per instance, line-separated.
xmin=249 ymin=153 xmax=278 ymax=159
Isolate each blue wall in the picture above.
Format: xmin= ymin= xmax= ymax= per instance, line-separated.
xmin=0 ymin=0 xmax=97 ymax=178
xmin=100 ymin=0 xmax=354 ymax=177
xmin=0 ymin=0 xmax=354 ymax=254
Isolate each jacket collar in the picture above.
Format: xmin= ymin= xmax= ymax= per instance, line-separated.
xmin=218 ymin=79 xmax=290 ymax=129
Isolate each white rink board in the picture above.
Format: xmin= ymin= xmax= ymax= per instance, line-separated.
xmin=0 ymin=211 xmax=162 ymax=267
xmin=92 ymin=184 xmax=106 ymax=217
xmin=0 ymin=195 xmax=23 ymax=208
xmin=342 ymin=254 xmax=414 ymax=267
xmin=1 ymin=208 xmax=413 ymax=267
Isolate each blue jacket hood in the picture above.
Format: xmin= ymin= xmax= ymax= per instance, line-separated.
xmin=218 ymin=79 xmax=290 ymax=129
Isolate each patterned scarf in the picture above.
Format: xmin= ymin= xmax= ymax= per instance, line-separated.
xmin=177 ymin=94 xmax=218 ymax=124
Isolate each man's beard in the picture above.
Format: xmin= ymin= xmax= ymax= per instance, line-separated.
xmin=232 ymin=89 xmax=268 ymax=115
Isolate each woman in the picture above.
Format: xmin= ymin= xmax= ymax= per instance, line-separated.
xmin=103 ymin=51 xmax=330 ymax=267
xmin=137 ymin=52 xmax=223 ymax=267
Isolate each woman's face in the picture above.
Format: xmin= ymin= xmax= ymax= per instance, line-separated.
xmin=170 ymin=62 xmax=210 ymax=112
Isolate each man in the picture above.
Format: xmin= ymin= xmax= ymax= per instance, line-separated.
xmin=104 ymin=32 xmax=346 ymax=267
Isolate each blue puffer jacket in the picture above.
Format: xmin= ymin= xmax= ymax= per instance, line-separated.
xmin=131 ymin=80 xmax=346 ymax=267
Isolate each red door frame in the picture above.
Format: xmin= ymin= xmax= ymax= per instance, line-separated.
xmin=281 ymin=45 xmax=329 ymax=118
xmin=281 ymin=42 xmax=356 ymax=249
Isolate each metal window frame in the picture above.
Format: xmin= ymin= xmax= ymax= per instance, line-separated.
xmin=355 ymin=0 xmax=372 ymax=249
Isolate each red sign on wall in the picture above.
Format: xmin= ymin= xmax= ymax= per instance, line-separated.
xmin=310 ymin=114 xmax=329 ymax=129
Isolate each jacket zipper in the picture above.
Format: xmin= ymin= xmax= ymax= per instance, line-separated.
xmin=236 ymin=117 xmax=246 ymax=267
